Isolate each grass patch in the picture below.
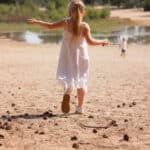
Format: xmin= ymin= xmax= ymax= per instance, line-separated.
xmin=0 ymin=23 xmax=63 ymax=33
xmin=87 ymin=17 xmax=134 ymax=33
xmin=0 ymin=18 xmax=134 ymax=34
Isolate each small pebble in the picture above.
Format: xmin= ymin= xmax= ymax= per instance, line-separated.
xmin=24 ymin=113 xmax=29 ymax=117
xmin=11 ymin=93 xmax=15 ymax=96
xmin=129 ymin=104 xmax=132 ymax=107
xmin=27 ymin=126 xmax=32 ymax=129
xmin=43 ymin=117 xmax=47 ymax=120
xmin=7 ymin=118 xmax=12 ymax=122
xmin=124 ymin=119 xmax=128 ymax=122
xmin=110 ymin=120 xmax=118 ymax=127
xmin=122 ymin=103 xmax=126 ymax=107
xmin=5 ymin=125 xmax=12 ymax=130
xmin=139 ymin=127 xmax=143 ymax=130
xmin=34 ymin=131 xmax=39 ymax=134
xmin=72 ymin=143 xmax=79 ymax=149
xmin=92 ymin=129 xmax=97 ymax=133
xmin=71 ymin=136 xmax=78 ymax=141
xmin=123 ymin=134 xmax=129 ymax=141
xmin=0 ymin=134 xmax=4 ymax=139
xmin=0 ymin=143 xmax=2 ymax=146
xmin=6 ymin=111 xmax=10 ymax=114
xmin=132 ymin=102 xmax=136 ymax=105
xmin=102 ymin=134 xmax=108 ymax=138
xmin=4 ymin=122 xmax=8 ymax=126
xmin=2 ymin=115 xmax=7 ymax=119
xmin=39 ymin=131 xmax=45 ymax=135
xmin=11 ymin=103 xmax=15 ymax=107
xmin=54 ymin=123 xmax=58 ymax=126
xmin=117 ymin=105 xmax=121 ymax=108
xmin=43 ymin=111 xmax=53 ymax=117
xmin=88 ymin=115 xmax=94 ymax=119
xmin=18 ymin=87 xmax=21 ymax=90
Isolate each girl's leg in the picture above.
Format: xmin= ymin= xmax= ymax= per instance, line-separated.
xmin=77 ymin=88 xmax=86 ymax=107
xmin=61 ymin=87 xmax=73 ymax=113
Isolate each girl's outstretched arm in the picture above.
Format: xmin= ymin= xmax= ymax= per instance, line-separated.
xmin=27 ymin=18 xmax=65 ymax=29
xmin=83 ymin=23 xmax=109 ymax=46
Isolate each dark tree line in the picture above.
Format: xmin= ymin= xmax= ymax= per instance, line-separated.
xmin=0 ymin=0 xmax=150 ymax=11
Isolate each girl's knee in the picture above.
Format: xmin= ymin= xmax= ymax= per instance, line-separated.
xmin=65 ymin=87 xmax=73 ymax=95
xmin=77 ymin=87 xmax=87 ymax=93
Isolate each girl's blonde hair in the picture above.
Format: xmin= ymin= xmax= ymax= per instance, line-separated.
xmin=68 ymin=0 xmax=85 ymax=36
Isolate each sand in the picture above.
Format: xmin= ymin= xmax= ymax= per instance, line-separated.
xmin=0 ymin=38 xmax=150 ymax=150
xmin=111 ymin=8 xmax=150 ymax=26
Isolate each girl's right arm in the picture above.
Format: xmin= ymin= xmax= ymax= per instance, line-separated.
xmin=83 ymin=23 xmax=109 ymax=46
xmin=27 ymin=18 xmax=65 ymax=29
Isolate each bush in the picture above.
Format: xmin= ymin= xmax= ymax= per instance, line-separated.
xmin=144 ymin=0 xmax=150 ymax=11
xmin=0 ymin=2 xmax=111 ymax=23
xmin=0 ymin=2 xmax=47 ymax=23
xmin=100 ymin=6 xmax=110 ymax=18
xmin=85 ymin=6 xmax=101 ymax=20
xmin=85 ymin=5 xmax=110 ymax=20
xmin=49 ymin=7 xmax=67 ymax=21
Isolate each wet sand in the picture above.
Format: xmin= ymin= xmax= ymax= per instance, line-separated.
xmin=0 ymin=38 xmax=150 ymax=150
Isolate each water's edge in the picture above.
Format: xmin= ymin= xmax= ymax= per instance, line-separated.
xmin=0 ymin=26 xmax=150 ymax=45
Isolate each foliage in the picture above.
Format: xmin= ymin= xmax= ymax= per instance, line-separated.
xmin=0 ymin=0 xmax=111 ymax=23
xmin=85 ymin=5 xmax=110 ymax=20
xmin=100 ymin=6 xmax=110 ymax=18
xmin=144 ymin=0 xmax=150 ymax=11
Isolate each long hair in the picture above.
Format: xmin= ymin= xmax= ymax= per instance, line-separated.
xmin=68 ymin=0 xmax=85 ymax=37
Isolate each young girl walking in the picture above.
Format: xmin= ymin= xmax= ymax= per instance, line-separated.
xmin=28 ymin=0 xmax=109 ymax=114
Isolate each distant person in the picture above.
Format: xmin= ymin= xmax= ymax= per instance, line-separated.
xmin=27 ymin=0 xmax=109 ymax=114
xmin=120 ymin=37 xmax=127 ymax=57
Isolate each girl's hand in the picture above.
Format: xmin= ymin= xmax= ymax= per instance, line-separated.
xmin=102 ymin=39 xmax=109 ymax=46
xmin=27 ymin=18 xmax=38 ymax=24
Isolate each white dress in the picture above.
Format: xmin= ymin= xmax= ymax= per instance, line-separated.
xmin=56 ymin=27 xmax=89 ymax=92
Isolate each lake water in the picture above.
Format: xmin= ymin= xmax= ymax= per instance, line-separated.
xmin=0 ymin=26 xmax=150 ymax=45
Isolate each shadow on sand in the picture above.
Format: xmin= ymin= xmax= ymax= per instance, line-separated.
xmin=0 ymin=111 xmax=78 ymax=121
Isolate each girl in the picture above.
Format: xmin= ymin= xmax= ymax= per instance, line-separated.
xmin=28 ymin=0 xmax=109 ymax=114
xmin=120 ymin=37 xmax=127 ymax=57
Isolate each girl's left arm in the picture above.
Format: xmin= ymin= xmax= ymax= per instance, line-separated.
xmin=27 ymin=18 xmax=65 ymax=29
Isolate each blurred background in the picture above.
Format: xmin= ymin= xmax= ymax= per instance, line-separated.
xmin=0 ymin=0 xmax=150 ymax=45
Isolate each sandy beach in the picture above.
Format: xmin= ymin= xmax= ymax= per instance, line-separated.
xmin=0 ymin=38 xmax=150 ymax=150
xmin=111 ymin=8 xmax=150 ymax=26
